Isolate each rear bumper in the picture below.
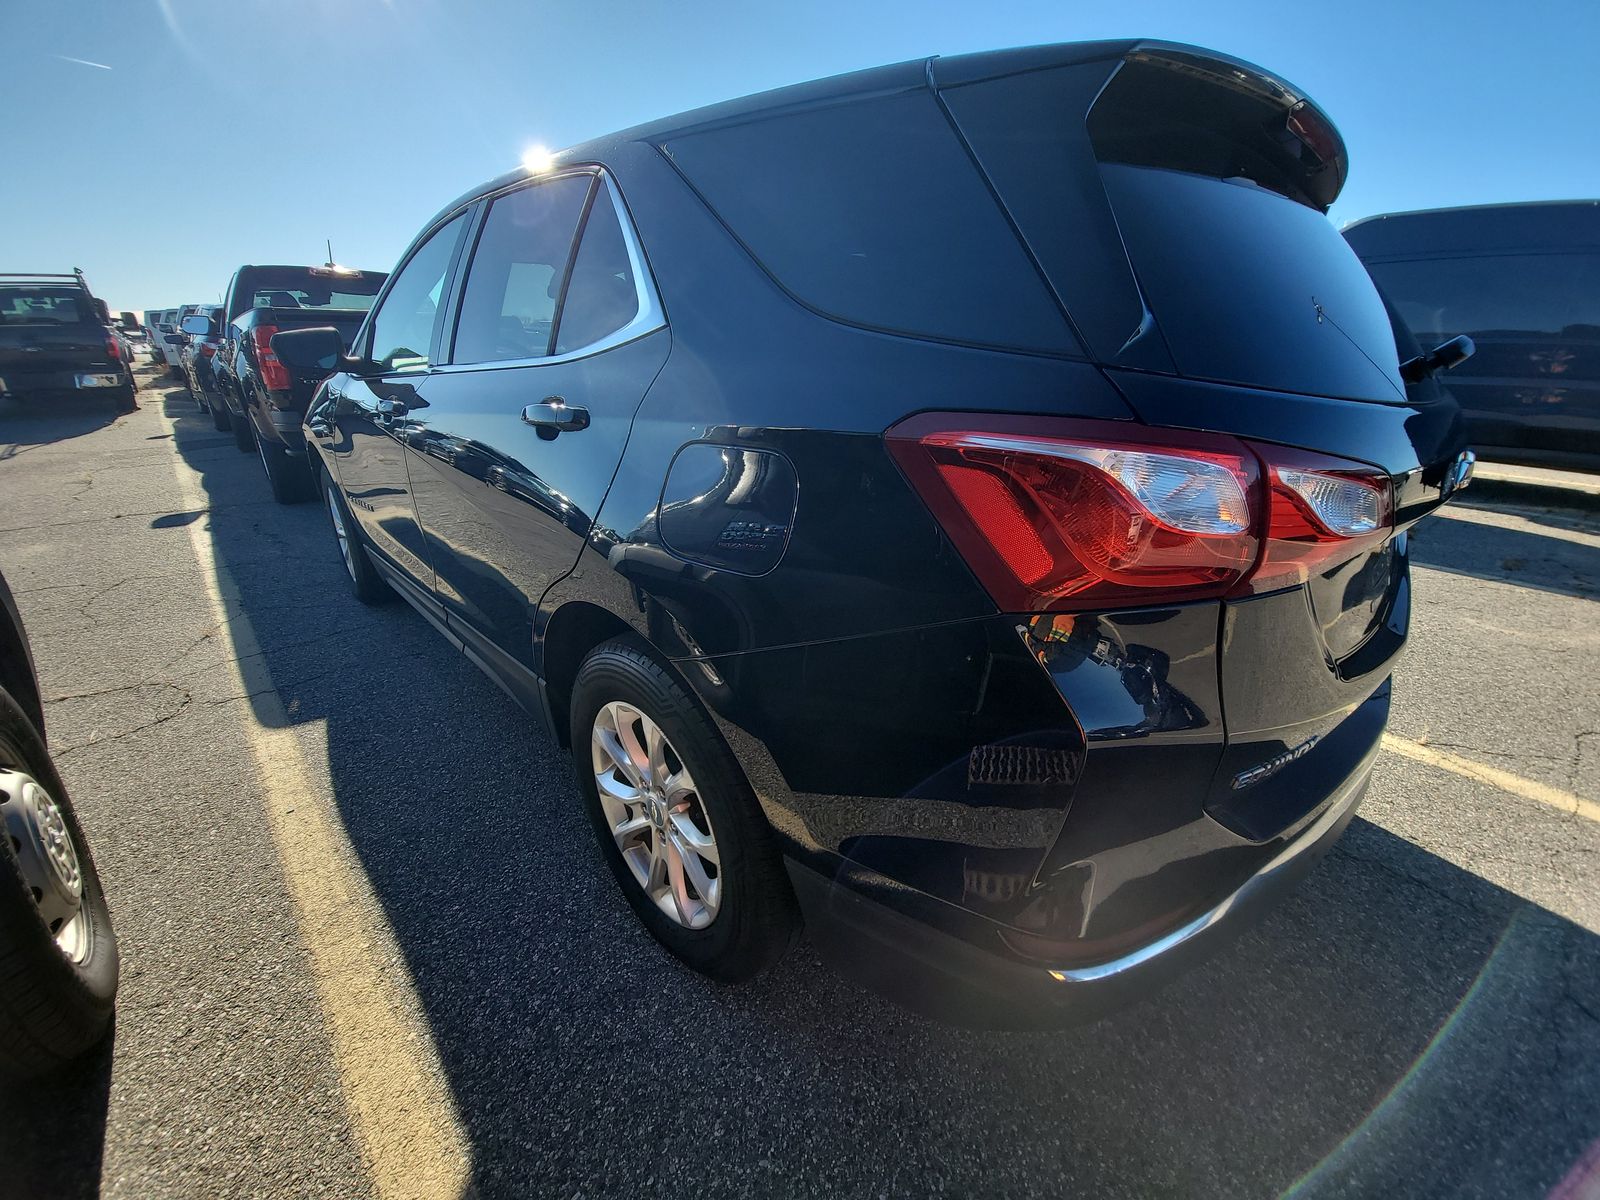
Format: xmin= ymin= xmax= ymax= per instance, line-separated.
xmin=0 ymin=367 xmax=125 ymax=395
xmin=793 ymin=750 xmax=1370 ymax=1027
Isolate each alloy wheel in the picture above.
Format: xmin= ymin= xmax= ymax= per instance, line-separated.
xmin=591 ymin=701 xmax=721 ymax=929
xmin=0 ymin=769 xmax=91 ymax=963
xmin=327 ymin=486 xmax=355 ymax=581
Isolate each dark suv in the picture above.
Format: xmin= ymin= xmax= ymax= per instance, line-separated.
xmin=277 ymin=40 xmax=1470 ymax=1024
xmin=1345 ymin=201 xmax=1600 ymax=473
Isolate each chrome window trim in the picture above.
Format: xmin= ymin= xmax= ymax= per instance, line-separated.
xmin=434 ymin=168 xmax=666 ymax=374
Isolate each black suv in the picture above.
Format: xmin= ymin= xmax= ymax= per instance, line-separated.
xmin=278 ymin=41 xmax=1471 ymax=1024
xmin=1345 ymin=201 xmax=1600 ymax=473
xmin=0 ymin=271 xmax=136 ymax=412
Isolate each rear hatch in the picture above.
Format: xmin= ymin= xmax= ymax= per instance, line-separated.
xmin=254 ymin=307 xmax=371 ymax=410
xmin=0 ymin=283 xmax=115 ymax=382
xmin=938 ymin=43 xmax=1469 ymax=839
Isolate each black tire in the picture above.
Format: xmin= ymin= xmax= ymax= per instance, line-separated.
xmin=231 ymin=404 xmax=255 ymax=452
xmin=111 ymin=385 xmax=136 ymax=414
xmin=0 ymin=685 xmax=118 ymax=1079
xmin=570 ymin=638 xmax=799 ymax=982
xmin=210 ymin=394 xmax=230 ymax=431
xmin=258 ymin=435 xmax=312 ymax=504
xmin=321 ymin=464 xmax=391 ymax=604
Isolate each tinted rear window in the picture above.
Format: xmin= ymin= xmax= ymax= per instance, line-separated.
xmin=662 ymin=92 xmax=1078 ymax=355
xmin=0 ymin=286 xmax=88 ymax=325
xmin=230 ymin=269 xmax=386 ymax=319
xmin=1101 ymin=165 xmax=1405 ymax=402
xmin=1363 ymin=253 xmax=1600 ymax=343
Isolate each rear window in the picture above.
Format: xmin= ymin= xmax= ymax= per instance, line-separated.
xmin=0 ymin=286 xmax=87 ymax=325
xmin=662 ymin=92 xmax=1078 ymax=355
xmin=1100 ymin=164 xmax=1405 ymax=402
xmin=1362 ymin=253 xmax=1600 ymax=343
xmin=231 ymin=268 xmax=386 ymax=319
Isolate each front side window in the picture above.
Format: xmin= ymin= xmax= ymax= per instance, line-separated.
xmin=452 ymin=175 xmax=592 ymax=364
xmin=367 ymin=212 xmax=469 ymax=374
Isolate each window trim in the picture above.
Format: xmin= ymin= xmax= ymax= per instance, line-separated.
xmin=434 ymin=166 xmax=667 ymax=374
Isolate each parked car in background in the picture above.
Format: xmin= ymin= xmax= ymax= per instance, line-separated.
xmin=0 ymin=567 xmax=120 ymax=1077
xmin=0 ymin=270 xmax=136 ymax=411
xmin=279 ymin=40 xmax=1471 ymax=1024
xmin=209 ymin=264 xmax=385 ymax=499
xmin=1346 ymin=201 xmax=1600 ymax=472
xmin=151 ymin=308 xmax=185 ymax=377
xmin=114 ymin=312 xmax=149 ymax=356
xmin=177 ymin=303 xmax=224 ymax=416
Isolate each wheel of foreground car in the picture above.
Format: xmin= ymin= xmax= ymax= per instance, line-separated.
xmin=258 ymin=436 xmax=312 ymax=504
xmin=0 ymin=685 xmax=119 ymax=1079
xmin=321 ymin=467 xmax=391 ymax=605
xmin=570 ymin=638 xmax=798 ymax=981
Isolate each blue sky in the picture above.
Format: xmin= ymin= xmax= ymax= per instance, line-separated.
xmin=2 ymin=0 xmax=1596 ymax=315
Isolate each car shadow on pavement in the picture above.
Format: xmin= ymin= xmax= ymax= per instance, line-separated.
xmin=0 ymin=394 xmax=128 ymax=461
xmin=160 ymin=403 xmax=1600 ymax=1200
xmin=1409 ymin=503 xmax=1599 ymax=602
xmin=0 ymin=1027 xmax=114 ymax=1199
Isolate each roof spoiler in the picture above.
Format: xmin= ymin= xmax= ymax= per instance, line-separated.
xmin=1088 ymin=44 xmax=1349 ymax=211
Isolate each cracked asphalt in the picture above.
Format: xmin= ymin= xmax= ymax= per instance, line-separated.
xmin=0 ymin=362 xmax=1596 ymax=1199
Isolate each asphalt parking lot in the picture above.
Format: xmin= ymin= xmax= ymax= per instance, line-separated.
xmin=0 ymin=361 xmax=1596 ymax=1199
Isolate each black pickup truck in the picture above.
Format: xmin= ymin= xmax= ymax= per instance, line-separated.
xmin=0 ymin=271 xmax=136 ymax=412
xmin=208 ymin=264 xmax=385 ymax=500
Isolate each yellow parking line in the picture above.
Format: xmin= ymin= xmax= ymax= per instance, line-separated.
xmin=1382 ymin=733 xmax=1600 ymax=824
xmin=167 ymin=435 xmax=470 ymax=1198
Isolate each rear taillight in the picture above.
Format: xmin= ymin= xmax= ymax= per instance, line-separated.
xmin=200 ymin=341 xmax=217 ymax=359
xmin=252 ymin=324 xmax=291 ymax=390
xmin=105 ymin=334 xmax=121 ymax=361
xmin=887 ymin=414 xmax=1393 ymax=613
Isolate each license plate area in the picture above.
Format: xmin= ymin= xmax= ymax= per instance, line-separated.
xmin=75 ymin=374 xmax=121 ymax=388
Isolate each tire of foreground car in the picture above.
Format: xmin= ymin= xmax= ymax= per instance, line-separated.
xmin=258 ymin=435 xmax=312 ymax=504
xmin=320 ymin=465 xmax=391 ymax=605
xmin=570 ymin=637 xmax=799 ymax=982
xmin=0 ymin=685 xmax=118 ymax=1079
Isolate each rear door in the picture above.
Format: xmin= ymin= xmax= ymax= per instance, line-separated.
xmin=405 ymin=170 xmax=669 ymax=680
xmin=330 ymin=210 xmax=472 ymax=590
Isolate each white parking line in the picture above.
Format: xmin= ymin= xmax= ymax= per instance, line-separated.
xmin=167 ymin=429 xmax=470 ymax=1198
xmin=1382 ymin=733 xmax=1600 ymax=824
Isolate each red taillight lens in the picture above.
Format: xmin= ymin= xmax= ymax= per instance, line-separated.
xmin=887 ymin=414 xmax=1394 ymax=613
xmin=888 ymin=415 xmax=1261 ymax=611
xmin=1245 ymin=449 xmax=1393 ymax=594
xmin=105 ymin=334 xmax=121 ymax=361
xmin=200 ymin=340 xmax=217 ymax=358
xmin=253 ymin=324 xmax=291 ymax=390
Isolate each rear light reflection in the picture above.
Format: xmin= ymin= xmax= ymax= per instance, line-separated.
xmin=887 ymin=414 xmax=1394 ymax=613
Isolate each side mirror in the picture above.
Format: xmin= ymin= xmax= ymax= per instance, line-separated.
xmin=271 ymin=325 xmax=358 ymax=374
xmin=1400 ymin=334 xmax=1475 ymax=384
xmin=180 ymin=315 xmax=211 ymax=335
xmin=163 ymin=333 xmax=184 ymax=345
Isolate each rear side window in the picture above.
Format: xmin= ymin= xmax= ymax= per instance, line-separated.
xmin=662 ymin=91 xmax=1077 ymax=355
xmin=1364 ymin=253 xmax=1600 ymax=343
xmin=553 ymin=184 xmax=641 ymax=354
xmin=452 ymin=175 xmax=591 ymax=364
xmin=0 ymin=286 xmax=86 ymax=325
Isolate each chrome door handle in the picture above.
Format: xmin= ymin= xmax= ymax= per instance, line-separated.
xmin=521 ymin=397 xmax=589 ymax=433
